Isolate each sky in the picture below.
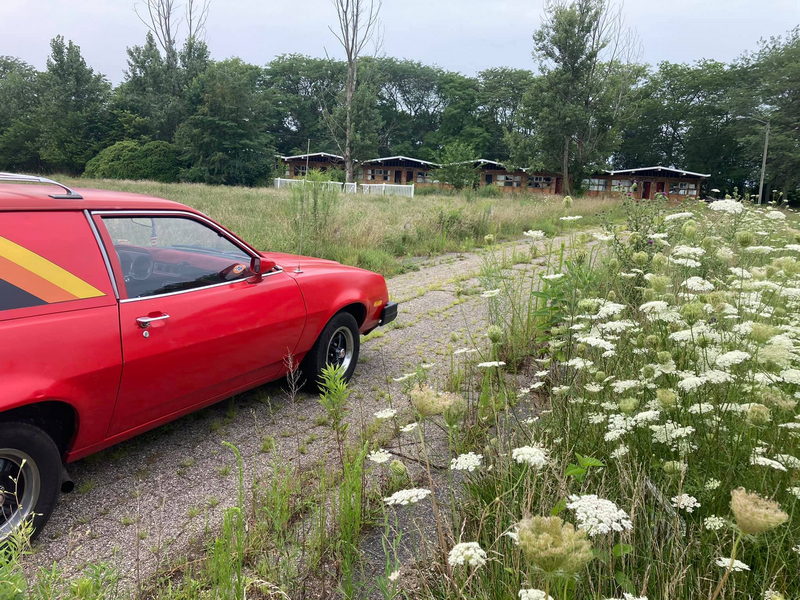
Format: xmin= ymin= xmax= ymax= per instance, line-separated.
xmin=1 ymin=0 xmax=799 ymax=83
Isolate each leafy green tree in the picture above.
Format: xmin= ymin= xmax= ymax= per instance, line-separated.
xmin=36 ymin=36 xmax=112 ymax=173
xmin=478 ymin=67 xmax=537 ymax=160
xmin=516 ymin=0 xmax=639 ymax=192
xmin=84 ymin=139 xmax=181 ymax=181
xmin=435 ymin=141 xmax=479 ymax=190
xmin=175 ymin=59 xmax=274 ymax=186
xmin=0 ymin=57 xmax=43 ymax=171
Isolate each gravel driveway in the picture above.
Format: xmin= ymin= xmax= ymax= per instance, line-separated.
xmin=25 ymin=232 xmax=579 ymax=588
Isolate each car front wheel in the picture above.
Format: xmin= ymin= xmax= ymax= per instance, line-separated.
xmin=301 ymin=311 xmax=361 ymax=390
xmin=0 ymin=422 xmax=62 ymax=541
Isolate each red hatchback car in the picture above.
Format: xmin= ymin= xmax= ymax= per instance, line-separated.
xmin=0 ymin=173 xmax=397 ymax=539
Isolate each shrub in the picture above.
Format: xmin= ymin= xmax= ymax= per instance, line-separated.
xmin=83 ymin=140 xmax=181 ymax=182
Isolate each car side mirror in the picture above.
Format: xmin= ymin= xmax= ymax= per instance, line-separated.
xmin=248 ymin=256 xmax=276 ymax=283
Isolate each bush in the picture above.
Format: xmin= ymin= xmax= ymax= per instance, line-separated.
xmin=476 ymin=184 xmax=503 ymax=198
xmin=83 ymin=140 xmax=181 ymax=182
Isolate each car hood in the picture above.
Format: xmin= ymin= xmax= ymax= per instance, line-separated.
xmin=261 ymin=251 xmax=344 ymax=269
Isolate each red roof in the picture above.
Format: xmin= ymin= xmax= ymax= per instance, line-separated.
xmin=0 ymin=183 xmax=192 ymax=213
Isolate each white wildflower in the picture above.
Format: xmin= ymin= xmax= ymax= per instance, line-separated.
xmin=512 ymin=445 xmax=549 ymax=468
xmin=481 ymin=289 xmax=500 ymax=298
xmin=523 ymin=230 xmax=546 ymax=240
xmin=683 ymin=276 xmax=714 ymax=292
xmin=450 ymin=452 xmax=483 ymax=472
xmin=714 ymin=557 xmax=750 ymax=571
xmin=447 ymin=542 xmax=487 ymax=568
xmin=716 ymin=351 xmax=750 ymax=369
xmin=368 ymin=449 xmax=392 ymax=464
xmin=560 ymin=215 xmax=583 ymax=221
xmin=477 ymin=361 xmax=506 ymax=368
xmin=384 ymin=488 xmax=432 ymax=506
xmin=542 ymin=273 xmax=565 ymax=281
xmin=750 ymin=454 xmax=787 ymax=471
xmin=400 ymin=422 xmax=418 ymax=433
xmin=704 ymin=516 xmax=726 ymax=531
xmin=673 ymin=245 xmax=706 ymax=258
xmin=374 ymin=408 xmax=397 ymax=420
xmin=708 ymin=199 xmax=744 ymax=215
xmin=671 ymin=494 xmax=701 ymax=513
xmin=705 ymin=479 xmax=721 ymax=490
xmin=567 ymin=494 xmax=633 ymax=536
xmin=519 ymin=590 xmax=554 ymax=600
xmin=665 ymin=211 xmax=694 ymax=221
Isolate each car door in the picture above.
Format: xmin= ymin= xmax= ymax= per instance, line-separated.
xmin=96 ymin=212 xmax=306 ymax=437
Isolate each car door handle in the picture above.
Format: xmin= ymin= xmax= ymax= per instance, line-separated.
xmin=136 ymin=313 xmax=170 ymax=328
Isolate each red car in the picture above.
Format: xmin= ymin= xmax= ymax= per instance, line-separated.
xmin=0 ymin=173 xmax=397 ymax=540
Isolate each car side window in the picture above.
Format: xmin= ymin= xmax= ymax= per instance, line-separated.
xmin=102 ymin=216 xmax=254 ymax=299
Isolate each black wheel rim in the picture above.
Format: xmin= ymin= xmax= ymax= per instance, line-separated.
xmin=0 ymin=450 xmax=40 ymax=539
xmin=326 ymin=326 xmax=354 ymax=372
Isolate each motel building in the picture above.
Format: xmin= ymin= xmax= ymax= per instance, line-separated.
xmin=583 ymin=166 xmax=710 ymax=199
xmin=358 ymin=156 xmax=438 ymax=185
xmin=279 ymin=152 xmax=344 ymax=178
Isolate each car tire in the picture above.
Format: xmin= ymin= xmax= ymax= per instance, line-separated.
xmin=0 ymin=422 xmax=62 ymax=541
xmin=301 ymin=311 xmax=361 ymax=391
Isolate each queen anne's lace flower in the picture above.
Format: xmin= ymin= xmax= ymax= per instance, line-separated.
xmin=368 ymin=449 xmax=392 ymax=464
xmin=708 ymin=199 xmax=744 ymax=215
xmin=524 ymin=230 xmax=546 ymax=240
xmin=374 ymin=408 xmax=397 ymax=419
xmin=566 ymin=494 xmax=633 ymax=536
xmin=671 ymin=494 xmax=701 ymax=512
xmin=714 ymin=557 xmax=750 ymax=571
xmin=384 ymin=488 xmax=432 ymax=506
xmin=716 ymin=350 xmax=751 ymax=368
xmin=447 ymin=542 xmax=487 ymax=568
xmin=450 ymin=452 xmax=483 ymax=472
xmin=519 ymin=590 xmax=553 ymax=600
xmin=512 ymin=445 xmax=550 ymax=468
xmin=477 ymin=361 xmax=506 ymax=368
xmin=704 ymin=516 xmax=726 ymax=530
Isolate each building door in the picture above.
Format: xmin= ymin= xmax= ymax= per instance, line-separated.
xmin=485 ymin=174 xmax=493 ymax=185
xmin=555 ymin=178 xmax=563 ymax=194
xmin=656 ymin=181 xmax=665 ymax=194
xmin=394 ymin=170 xmax=402 ymax=184
xmin=642 ymin=181 xmax=651 ymax=199
xmin=406 ymin=170 xmax=414 ymax=183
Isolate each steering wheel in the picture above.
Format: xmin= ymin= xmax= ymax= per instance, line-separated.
xmin=130 ymin=253 xmax=154 ymax=281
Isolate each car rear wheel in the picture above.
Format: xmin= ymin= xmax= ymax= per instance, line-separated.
xmin=0 ymin=423 xmax=62 ymax=541
xmin=301 ymin=311 xmax=360 ymax=391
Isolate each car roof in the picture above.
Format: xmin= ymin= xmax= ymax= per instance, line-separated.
xmin=0 ymin=183 xmax=195 ymax=213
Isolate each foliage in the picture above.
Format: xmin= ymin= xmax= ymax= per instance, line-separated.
xmin=435 ymin=141 xmax=480 ymax=190
xmin=83 ymin=140 xmax=181 ymax=182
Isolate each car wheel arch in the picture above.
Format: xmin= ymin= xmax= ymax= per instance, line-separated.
xmin=337 ymin=301 xmax=367 ymax=329
xmin=0 ymin=400 xmax=78 ymax=456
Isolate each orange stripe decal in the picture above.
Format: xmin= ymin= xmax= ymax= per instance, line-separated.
xmin=0 ymin=256 xmax=78 ymax=303
xmin=0 ymin=236 xmax=104 ymax=303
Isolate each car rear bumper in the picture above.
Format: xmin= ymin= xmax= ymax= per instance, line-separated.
xmin=379 ymin=302 xmax=398 ymax=326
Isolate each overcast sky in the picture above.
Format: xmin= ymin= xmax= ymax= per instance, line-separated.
xmin=2 ymin=0 xmax=798 ymax=83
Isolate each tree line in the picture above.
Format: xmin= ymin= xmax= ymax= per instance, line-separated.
xmin=0 ymin=0 xmax=797 ymax=197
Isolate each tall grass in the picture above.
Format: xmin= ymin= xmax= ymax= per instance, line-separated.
xmin=58 ymin=175 xmax=623 ymax=276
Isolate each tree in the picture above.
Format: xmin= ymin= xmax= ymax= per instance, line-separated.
xmin=36 ymin=37 xmax=112 ymax=173
xmin=327 ymin=0 xmax=382 ymax=182
xmin=435 ymin=141 xmax=479 ymax=190
xmin=0 ymin=57 xmax=42 ymax=171
xmin=518 ymin=0 xmax=639 ymax=192
xmin=175 ymin=59 xmax=274 ymax=186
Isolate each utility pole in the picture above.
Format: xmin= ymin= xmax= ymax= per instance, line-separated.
xmin=757 ymin=119 xmax=770 ymax=205
xmin=737 ymin=115 xmax=770 ymax=205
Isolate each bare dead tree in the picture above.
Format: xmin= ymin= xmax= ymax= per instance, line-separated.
xmin=135 ymin=0 xmax=211 ymax=61
xmin=328 ymin=0 xmax=382 ymax=183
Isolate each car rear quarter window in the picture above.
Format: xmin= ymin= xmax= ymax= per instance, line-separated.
xmin=0 ymin=211 xmax=116 ymax=319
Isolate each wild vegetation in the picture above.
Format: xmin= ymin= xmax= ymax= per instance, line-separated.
xmin=0 ymin=2 xmax=798 ymax=196
xmin=58 ymin=175 xmax=622 ymax=277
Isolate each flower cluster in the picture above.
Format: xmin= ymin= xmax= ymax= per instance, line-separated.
xmin=566 ymin=494 xmax=633 ymax=536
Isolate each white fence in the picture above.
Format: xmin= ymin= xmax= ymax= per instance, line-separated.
xmin=360 ymin=183 xmax=415 ymax=198
xmin=273 ymin=178 xmax=356 ymax=194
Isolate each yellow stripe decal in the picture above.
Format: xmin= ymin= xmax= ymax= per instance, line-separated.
xmin=0 ymin=236 xmax=104 ymax=300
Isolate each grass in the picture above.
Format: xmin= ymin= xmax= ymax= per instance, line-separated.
xmin=58 ymin=175 xmax=623 ymax=277
xmin=395 ymin=196 xmax=800 ymax=599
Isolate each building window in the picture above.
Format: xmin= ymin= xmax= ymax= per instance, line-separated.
xmin=669 ymin=181 xmax=698 ymax=196
xmin=527 ymin=175 xmax=552 ymax=189
xmin=293 ymin=164 xmax=308 ymax=177
xmin=611 ymin=179 xmax=632 ymax=192
xmin=415 ymin=171 xmax=431 ymax=183
xmin=496 ymin=174 xmax=522 ymax=187
xmin=583 ymin=178 xmax=608 ymax=192
xmin=367 ymin=168 xmax=390 ymax=181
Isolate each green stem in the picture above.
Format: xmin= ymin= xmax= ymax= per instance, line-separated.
xmin=709 ymin=531 xmax=742 ymax=600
